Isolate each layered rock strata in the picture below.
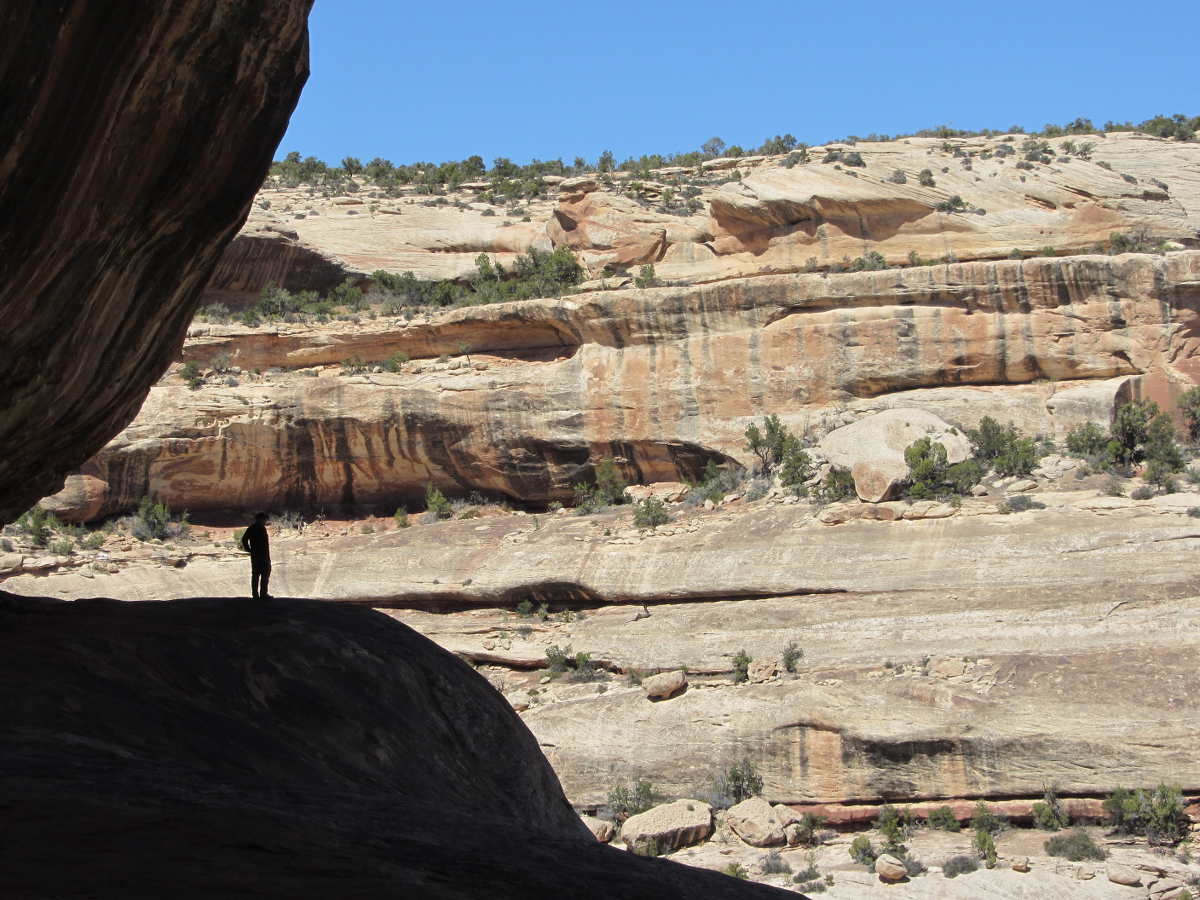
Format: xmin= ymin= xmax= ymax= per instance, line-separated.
xmin=0 ymin=1 xmax=312 ymax=524
xmin=57 ymin=251 xmax=1200 ymax=518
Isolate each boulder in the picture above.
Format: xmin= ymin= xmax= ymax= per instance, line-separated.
xmin=1149 ymin=880 xmax=1187 ymax=899
xmin=726 ymin=797 xmax=786 ymax=847
xmin=1011 ymin=857 xmax=1031 ymax=873
xmin=0 ymin=554 xmax=23 ymax=575
xmin=620 ymin=799 xmax=713 ymax=854
xmin=1106 ymin=864 xmax=1141 ymax=886
xmin=641 ymin=670 xmax=687 ymax=701
xmin=1007 ymin=479 xmax=1037 ymax=493
xmin=624 ymin=482 xmax=689 ymax=504
xmin=818 ymin=410 xmax=972 ymax=502
xmin=747 ymin=657 xmax=781 ymax=683
xmin=39 ymin=474 xmax=110 ymax=523
xmin=874 ymin=853 xmax=907 ymax=882
xmin=580 ymin=814 xmax=615 ymax=843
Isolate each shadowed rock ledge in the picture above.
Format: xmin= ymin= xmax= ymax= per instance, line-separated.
xmin=1 ymin=593 xmax=793 ymax=898
xmin=0 ymin=1 xmax=312 ymax=524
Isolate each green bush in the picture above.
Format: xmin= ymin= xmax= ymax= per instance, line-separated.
xmin=1110 ymin=400 xmax=1158 ymax=466
xmin=903 ymin=437 xmax=950 ymax=499
xmin=1045 ymin=829 xmax=1105 ymax=861
xmin=425 ymin=484 xmax=453 ymax=519
xmin=782 ymin=640 xmax=804 ymax=673
xmin=393 ymin=507 xmax=410 ymax=528
xmin=384 ymin=351 xmax=409 ymax=372
xmin=732 ymin=649 xmax=752 ymax=683
xmin=713 ymin=758 xmax=763 ymax=806
xmin=722 ymin=862 xmax=749 ymax=880
xmin=973 ymin=829 xmax=997 ymax=868
xmin=970 ymin=801 xmax=1006 ymax=835
xmin=849 ymin=835 xmax=878 ymax=866
xmin=875 ymin=804 xmax=911 ymax=853
xmin=131 ymin=496 xmax=187 ymax=542
xmin=761 ymin=850 xmax=791 ymax=875
xmin=633 ymin=496 xmax=670 ymax=529
xmin=48 ymin=538 xmax=74 ymax=556
xmin=918 ymin=169 xmax=935 ymax=186
xmin=1104 ymin=785 xmax=1190 ymax=844
xmin=16 ymin=505 xmax=55 ymax=547
xmin=1032 ymin=786 xmax=1069 ymax=830
xmin=789 ymin=813 xmax=825 ymax=846
xmin=942 ymin=855 xmax=978 ymax=878
xmin=80 ymin=531 xmax=106 ymax=550
xmin=746 ymin=415 xmax=807 ymax=473
xmin=607 ymin=778 xmax=659 ymax=821
xmin=634 ymin=264 xmax=659 ymax=288
xmin=810 ymin=466 xmax=856 ymax=504
xmin=1065 ymin=421 xmax=1109 ymax=458
xmin=927 ymin=805 xmax=961 ymax=831
xmin=1179 ymin=387 xmax=1200 ymax=443
xmin=574 ymin=457 xmax=628 ymax=513
xmin=968 ymin=417 xmax=1039 ymax=476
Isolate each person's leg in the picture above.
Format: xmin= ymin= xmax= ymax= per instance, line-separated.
xmin=261 ymin=564 xmax=272 ymax=599
xmin=250 ymin=560 xmax=262 ymax=599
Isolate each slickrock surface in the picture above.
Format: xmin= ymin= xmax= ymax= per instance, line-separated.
xmin=1 ymin=593 xmax=794 ymax=899
xmin=14 ymin=490 xmax=1200 ymax=814
xmin=207 ymin=131 xmax=1200 ymax=300
xmin=51 ymin=251 xmax=1200 ymax=518
xmin=0 ymin=1 xmax=311 ymax=524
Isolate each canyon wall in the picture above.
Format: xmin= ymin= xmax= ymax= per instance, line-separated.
xmin=59 ymin=251 xmax=1200 ymax=518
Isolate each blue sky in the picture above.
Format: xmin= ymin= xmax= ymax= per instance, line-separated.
xmin=278 ymin=0 xmax=1198 ymax=166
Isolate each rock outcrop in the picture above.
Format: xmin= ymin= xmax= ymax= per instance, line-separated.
xmin=0 ymin=1 xmax=312 ymax=524
xmin=620 ymin=799 xmax=714 ymax=854
xmin=53 ymin=251 xmax=1200 ymax=519
xmin=1 ymin=593 xmax=790 ymax=898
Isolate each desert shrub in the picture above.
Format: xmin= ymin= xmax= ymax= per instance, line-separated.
xmin=731 ymin=649 xmax=752 ymax=683
xmin=1105 ymin=785 xmax=1190 ymax=844
xmin=634 ymin=264 xmax=659 ymax=288
xmin=180 ymin=360 xmax=203 ymax=390
xmin=810 ymin=466 xmax=855 ymax=504
xmin=942 ymin=855 xmax=978 ymax=878
xmin=393 ymin=507 xmax=410 ymax=528
xmin=15 ymin=505 xmax=55 ymax=548
xmin=341 ymin=354 xmax=369 ymax=374
xmin=968 ymin=416 xmax=1039 ymax=476
xmin=546 ymin=644 xmax=602 ymax=682
xmin=607 ymin=778 xmax=659 ymax=821
xmin=887 ymin=169 xmax=907 ymax=184
xmin=973 ymin=829 xmax=997 ymax=868
xmin=841 ymin=151 xmax=865 ymax=167
xmin=359 ymin=523 xmax=375 ymax=534
xmin=849 ymin=250 xmax=889 ymax=271
xmin=633 ymin=496 xmax=670 ymax=529
xmin=685 ymin=460 xmax=746 ymax=505
xmin=1045 ymin=829 xmax=1105 ymax=861
xmin=918 ymin=169 xmax=935 ymax=186
xmin=903 ymin=437 xmax=949 ymax=499
xmin=849 ymin=835 xmax=878 ymax=866
xmin=875 ymin=804 xmax=911 ymax=853
xmin=1110 ymin=400 xmax=1159 ymax=465
xmin=946 ymin=458 xmax=984 ymax=494
xmin=574 ymin=457 xmax=629 ymax=513
xmin=80 ymin=531 xmax=106 ymax=550
xmin=713 ymin=758 xmax=763 ymax=806
xmin=761 ymin=850 xmax=791 ymax=875
xmin=1032 ymin=786 xmax=1069 ymax=830
xmin=131 ymin=496 xmax=188 ymax=542
xmin=722 ymin=862 xmax=749 ymax=880
xmin=384 ymin=351 xmax=409 ymax=372
xmin=782 ymin=640 xmax=804 ymax=672
xmin=789 ymin=813 xmax=825 ymax=846
xmin=970 ymin=801 xmax=1006 ymax=835
xmin=1066 ymin=421 xmax=1109 ymax=458
xmin=934 ymin=195 xmax=969 ymax=213
xmin=1178 ymin=387 xmax=1200 ymax=443
xmin=745 ymin=414 xmax=808 ymax=473
xmin=48 ymin=538 xmax=73 ymax=556
xmin=425 ymin=483 xmax=453 ymax=519
xmin=1130 ymin=485 xmax=1155 ymax=500
xmin=928 ymin=805 xmax=961 ymax=831
xmin=904 ymin=857 xmax=928 ymax=877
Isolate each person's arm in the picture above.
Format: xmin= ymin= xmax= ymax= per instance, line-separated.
xmin=241 ymin=527 xmax=252 ymax=553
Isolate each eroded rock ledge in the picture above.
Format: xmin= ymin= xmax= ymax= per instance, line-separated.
xmin=0 ymin=1 xmax=311 ymax=524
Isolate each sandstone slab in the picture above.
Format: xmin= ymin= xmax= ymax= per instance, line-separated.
xmin=620 ymin=799 xmax=713 ymax=854
xmin=642 ymin=669 xmax=688 ymax=701
xmin=726 ymin=797 xmax=787 ymax=847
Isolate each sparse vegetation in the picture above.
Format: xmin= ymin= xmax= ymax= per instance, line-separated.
xmin=942 ymin=855 xmax=979 ymax=878
xmin=967 ymin=416 xmax=1039 ymax=477
xmin=722 ymin=862 xmax=749 ymax=880
xmin=731 ymin=649 xmax=752 ymax=684
xmin=393 ymin=507 xmax=410 ymax=528
xmin=634 ymin=264 xmax=659 ymax=288
xmin=573 ymin=458 xmax=628 ymax=514
xmin=1104 ymin=784 xmax=1190 ymax=844
xmin=849 ymin=835 xmax=878 ymax=866
xmin=425 ymin=483 xmax=453 ymax=519
xmin=606 ymin=778 xmax=659 ymax=822
xmin=1032 ymin=785 xmax=1069 ymax=830
xmin=928 ymin=805 xmax=961 ymax=831
xmin=810 ymin=466 xmax=856 ymax=504
xmin=713 ymin=758 xmax=763 ymax=806
xmin=782 ymin=640 xmax=803 ymax=673
xmin=1045 ymin=829 xmax=1106 ymax=861
xmin=632 ymin=496 xmax=670 ymax=529
xmin=973 ymin=829 xmax=998 ymax=868
xmin=761 ymin=850 xmax=791 ymax=875
xmin=129 ymin=496 xmax=189 ymax=542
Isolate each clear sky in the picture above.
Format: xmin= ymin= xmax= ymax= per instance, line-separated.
xmin=278 ymin=0 xmax=1198 ymax=167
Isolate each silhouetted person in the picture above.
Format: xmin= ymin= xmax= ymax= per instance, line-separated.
xmin=241 ymin=512 xmax=271 ymax=599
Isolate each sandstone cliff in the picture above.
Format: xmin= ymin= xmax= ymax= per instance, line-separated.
xmin=0 ymin=1 xmax=311 ymax=524
xmin=204 ymin=131 xmax=1200 ymax=304
xmin=58 ymin=251 xmax=1200 ymax=518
